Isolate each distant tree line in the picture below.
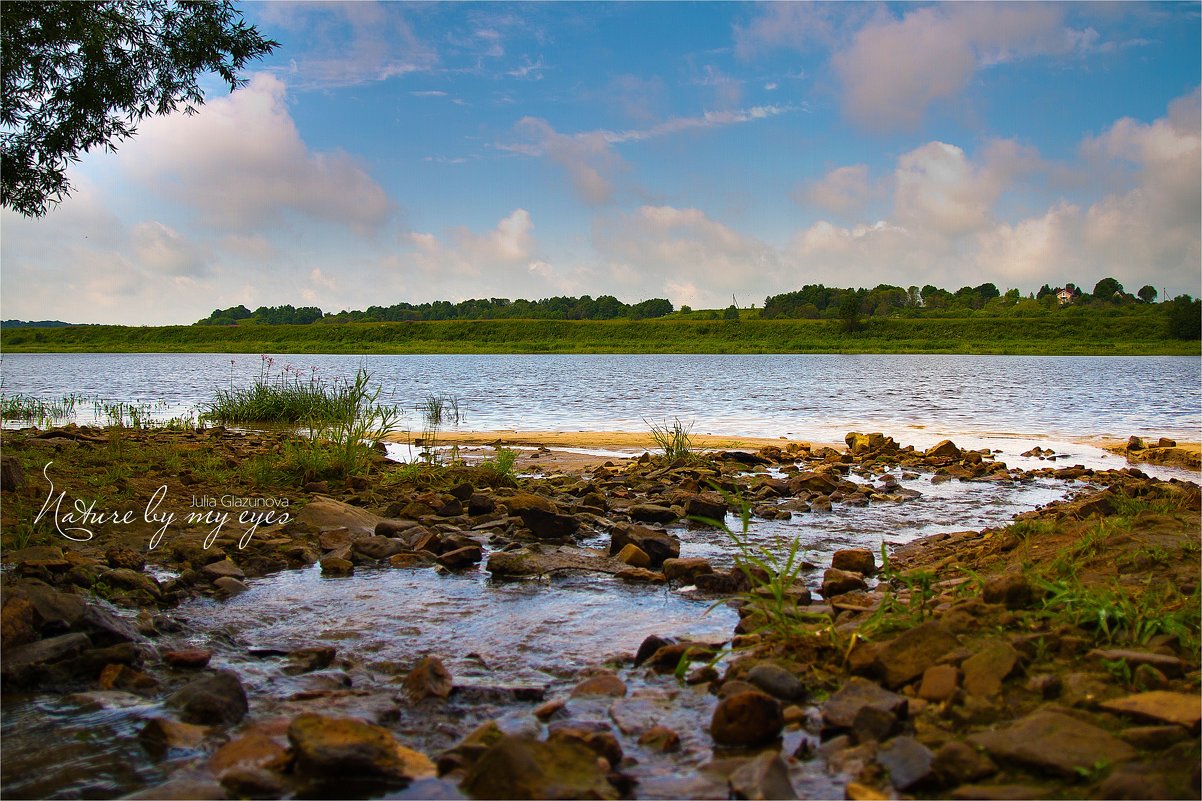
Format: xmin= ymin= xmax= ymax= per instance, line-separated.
xmin=0 ymin=319 xmax=76 ymax=328
xmin=761 ymin=278 xmax=1198 ymax=339
xmin=195 ymin=295 xmax=675 ymax=326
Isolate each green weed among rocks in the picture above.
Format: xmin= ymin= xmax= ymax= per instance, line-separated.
xmin=646 ymin=416 xmax=695 ymax=462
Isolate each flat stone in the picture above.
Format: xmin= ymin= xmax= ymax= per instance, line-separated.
xmin=918 ymin=664 xmax=960 ymax=702
xmin=2 ymin=632 xmax=91 ymax=681
xmin=873 ymin=620 xmax=960 ymax=688
xmin=822 ymin=677 xmax=907 ymax=733
xmin=638 ymin=725 xmax=681 ymax=752
xmin=213 ymin=576 xmax=248 ymax=596
xmin=1100 ymin=691 xmax=1202 ymax=734
xmin=629 ymin=503 xmax=678 ymax=523
xmin=164 ymin=649 xmax=213 ymax=669
xmin=200 ymin=559 xmax=245 ymax=581
xmin=436 ymin=545 xmax=482 ymax=570
xmin=352 ymin=535 xmax=410 ymax=561
xmin=728 ymin=751 xmax=797 ymax=800
xmin=931 ymin=740 xmax=997 ymax=786
xmin=404 ymin=655 xmax=453 ymax=702
xmin=1119 ymin=725 xmax=1188 ymax=750
xmin=486 ymin=546 xmax=627 ymax=577
xmin=876 ymin=735 xmax=934 ymax=791
xmin=662 ymin=557 xmax=714 ymax=583
xmin=615 ymin=567 xmax=667 ymax=583
xmin=948 ymin=784 xmax=1050 ymax=800
xmin=1088 ymin=648 xmax=1185 ymax=677
xmin=320 ymin=556 xmax=354 ymax=576
xmin=821 ymin=567 xmax=867 ymax=598
xmin=210 ymin=731 xmax=291 ymax=775
xmin=961 ymin=640 xmax=1018 ymax=697
xmin=294 ymin=498 xmax=382 ymax=535
xmin=967 ymin=710 xmax=1137 ymax=777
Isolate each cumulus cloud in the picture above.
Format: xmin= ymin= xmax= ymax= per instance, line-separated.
xmin=131 ymin=222 xmax=210 ymax=277
xmin=592 ymin=205 xmax=784 ymax=306
xmin=127 ymin=73 xmax=394 ymax=232
xmin=801 ymin=164 xmax=875 ymax=216
xmin=404 ymin=209 xmax=538 ymax=278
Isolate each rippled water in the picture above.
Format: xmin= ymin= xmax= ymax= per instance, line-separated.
xmin=2 ymin=351 xmax=1199 ymax=798
xmin=2 ymin=353 xmax=1199 ymax=445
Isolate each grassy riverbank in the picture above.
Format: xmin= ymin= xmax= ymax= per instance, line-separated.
xmin=2 ymin=316 xmax=1198 ymax=355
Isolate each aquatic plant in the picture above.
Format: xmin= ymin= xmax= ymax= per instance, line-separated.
xmin=646 ymin=416 xmax=694 ymax=462
xmin=415 ymin=393 xmax=462 ymax=465
xmin=0 ymin=392 xmax=83 ymax=426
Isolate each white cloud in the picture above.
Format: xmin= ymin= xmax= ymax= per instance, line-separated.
xmin=404 ymin=209 xmax=537 ymax=277
xmin=592 ymin=205 xmax=784 ymax=305
xmin=128 ymin=73 xmax=394 ymax=232
xmin=801 ymin=164 xmax=874 ymax=216
xmin=131 ymin=222 xmax=209 ymax=277
xmin=837 ymin=5 xmax=1107 ymax=131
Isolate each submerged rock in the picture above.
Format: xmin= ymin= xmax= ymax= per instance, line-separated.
xmin=167 ymin=670 xmax=248 ymax=727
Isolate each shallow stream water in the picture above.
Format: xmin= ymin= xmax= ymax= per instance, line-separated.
xmin=1 ymin=352 xmax=1199 ymax=798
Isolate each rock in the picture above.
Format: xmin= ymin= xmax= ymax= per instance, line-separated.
xmin=105 ymin=546 xmax=146 ymax=572
xmin=320 ymin=556 xmax=354 ymax=576
xmin=201 ymin=559 xmax=245 ymax=581
xmin=1 ymin=597 xmax=37 ymax=648
xmin=638 ymin=725 xmax=681 ymax=752
xmin=2 ymin=632 xmax=91 ymax=683
xmin=1088 ymin=649 xmax=1185 ymax=678
xmin=571 ymin=671 xmax=627 ymax=697
xmin=352 ymin=535 xmax=410 ymax=561
xmin=745 ymin=663 xmax=806 ymax=702
xmin=1119 ymin=725 xmax=1189 ymax=750
xmin=486 ymin=547 xmax=626 ymax=577
xmin=518 ymin=507 xmax=581 ymax=540
xmin=1157 ymin=437 xmax=1177 ymax=448
xmin=821 ymin=677 xmax=907 ymax=734
xmin=219 ymin=766 xmax=287 ymax=799
xmin=284 ymin=646 xmax=337 ymax=674
xmin=961 ymin=640 xmax=1018 ymax=697
xmin=436 ymin=545 xmax=482 ymax=570
xmin=209 ymin=731 xmax=291 ymax=775
xmin=629 ymin=503 xmax=678 ymax=523
xmin=123 ymin=778 xmax=228 ymax=799
xmin=288 ymin=713 xmax=436 ymax=782
xmin=982 ymin=573 xmax=1035 ymax=609
xmin=967 ymin=709 xmax=1137 ymax=777
xmin=1099 ymin=691 xmax=1202 ymax=734
xmin=547 ymin=723 xmax=623 ymax=765
xmin=0 ymin=454 xmax=26 ymax=491
xmin=872 ymin=620 xmax=959 ymax=688
xmin=100 ymin=567 xmax=162 ymax=597
xmin=609 ymin=524 xmax=680 ymax=567
xmin=319 ymin=527 xmax=358 ymax=550
xmin=729 ymin=751 xmax=798 ymax=800
xmin=682 ymin=493 xmax=728 ymax=523
xmin=164 ymin=649 xmax=213 ymax=669
xmin=918 ymin=664 xmax=960 ymax=702
xmin=788 ymin=471 xmax=842 ymax=495
xmin=167 ymin=670 xmax=248 ymax=727
xmin=822 ymin=568 xmax=868 ymax=598
xmin=877 ymin=735 xmax=934 ymax=791
xmin=293 ymin=498 xmax=381 ymax=535
xmin=213 ymin=577 xmax=249 ymax=596
xmin=711 ymin=690 xmax=784 ymax=747
xmin=845 ymin=432 xmax=897 ymax=456
xmin=616 ymin=543 xmax=652 ymax=568
xmin=635 ymin=635 xmax=675 ymax=666
xmin=502 ymin=492 xmax=558 ymax=514
xmin=99 ymin=663 xmax=159 ymax=693
xmin=461 ymin=736 xmax=619 ymax=800
xmin=924 ymin=440 xmax=962 ymax=459
xmin=931 ymin=740 xmax=997 ymax=786
xmin=404 ymin=655 xmax=453 ymax=702
xmin=852 ymin=704 xmax=898 ymax=743
xmin=948 ymin=783 xmax=1050 ymax=800
xmin=439 ymin=719 xmax=505 ymax=773
xmin=139 ymin=718 xmax=210 ymax=758
xmin=1127 ymin=436 xmax=1145 ymax=451
xmin=616 ymin=567 xmax=666 ymax=583
xmin=662 ymin=557 xmax=714 ymax=583
xmin=831 ymin=548 xmax=876 ymax=576
xmin=844 ymin=781 xmax=890 ymax=800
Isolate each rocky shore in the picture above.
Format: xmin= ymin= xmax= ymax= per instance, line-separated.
xmin=1 ymin=425 xmax=1199 ymax=800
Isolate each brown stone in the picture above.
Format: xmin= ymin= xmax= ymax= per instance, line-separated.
xmin=1088 ymin=648 xmax=1185 ymax=677
xmin=616 ymin=543 xmax=651 ymax=568
xmin=961 ymin=640 xmax=1018 ymax=697
xmin=822 ymin=677 xmax=908 ymax=733
xmin=288 ymin=713 xmax=435 ymax=781
xmin=99 ymin=663 xmax=159 ymax=693
xmin=831 ymin=548 xmax=876 ymax=576
xmin=873 ymin=620 xmax=959 ymax=688
xmin=571 ymin=671 xmax=627 ymax=698
xmin=436 ymin=545 xmax=482 ymax=570
xmin=1 ymin=597 xmax=37 ymax=648
xmin=404 ymin=655 xmax=453 ymax=702
xmin=319 ymin=556 xmax=354 ymax=576
xmin=662 ymin=557 xmax=715 ymax=583
xmin=729 ymin=751 xmax=798 ymax=800
xmin=462 ymin=736 xmax=618 ymax=800
xmin=163 ymin=649 xmax=213 ymax=669
xmin=1100 ymin=691 xmax=1202 ymax=734
xmin=711 ymin=690 xmax=784 ymax=747
xmin=931 ymin=740 xmax=997 ymax=786
xmin=210 ymin=731 xmax=290 ymax=775
xmin=616 ymin=567 xmax=667 ymax=583
xmin=822 ymin=568 xmax=868 ymax=598
xmin=967 ymin=710 xmax=1137 ymax=777
xmin=918 ymin=664 xmax=960 ymax=702
xmin=138 ymin=718 xmax=209 ymax=759
xmin=638 ymin=725 xmax=681 ymax=752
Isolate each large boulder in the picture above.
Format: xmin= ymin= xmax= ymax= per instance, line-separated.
xmin=845 ymin=432 xmax=899 ymax=457
xmin=292 ymin=498 xmax=381 ymax=535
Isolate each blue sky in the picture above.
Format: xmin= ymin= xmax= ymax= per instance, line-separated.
xmin=2 ymin=1 xmax=1199 ymax=324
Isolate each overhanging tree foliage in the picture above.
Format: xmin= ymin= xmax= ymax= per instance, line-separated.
xmin=1 ymin=0 xmax=277 ymax=217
